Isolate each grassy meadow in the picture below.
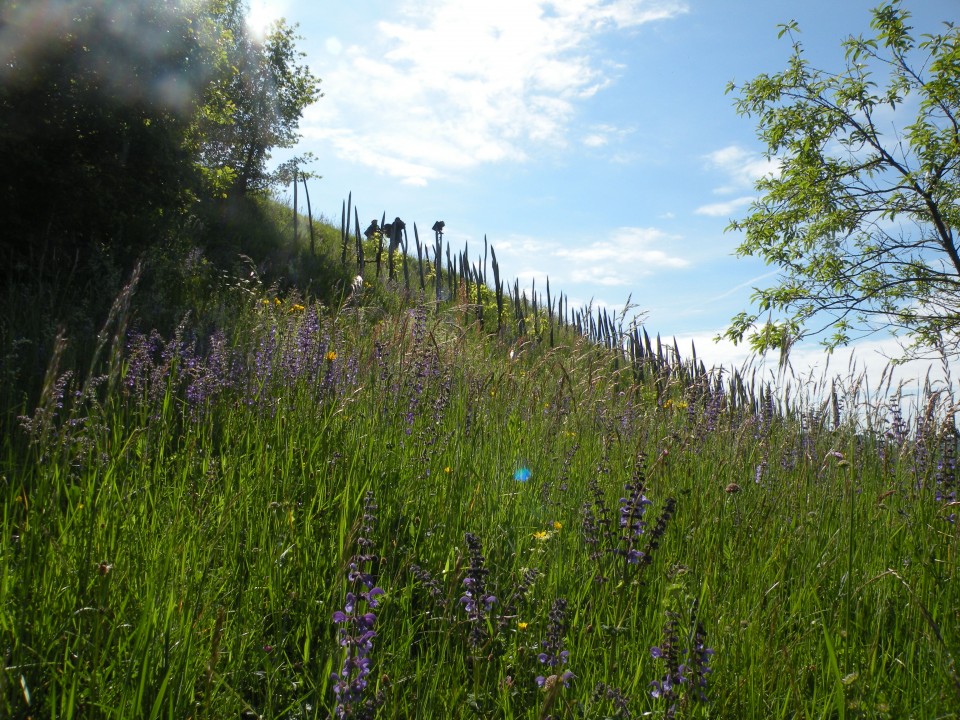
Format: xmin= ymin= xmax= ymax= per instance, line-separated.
xmin=2 ymin=212 xmax=959 ymax=720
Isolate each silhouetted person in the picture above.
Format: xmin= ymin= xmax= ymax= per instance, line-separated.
xmin=388 ymin=217 xmax=405 ymax=254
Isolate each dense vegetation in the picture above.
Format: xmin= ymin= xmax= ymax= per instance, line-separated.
xmin=2 ymin=1 xmax=959 ymax=719
xmin=3 ymin=231 xmax=960 ymax=718
xmin=0 ymin=0 xmax=327 ymax=397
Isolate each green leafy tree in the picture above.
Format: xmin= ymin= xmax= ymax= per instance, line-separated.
xmin=724 ymin=1 xmax=960 ymax=358
xmin=191 ymin=0 xmax=322 ymax=197
xmin=0 ymin=0 xmax=321 ymax=277
xmin=0 ymin=0 xmax=207 ymax=269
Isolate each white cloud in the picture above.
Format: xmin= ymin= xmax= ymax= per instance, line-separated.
xmin=581 ymin=123 xmax=632 ymax=148
xmin=694 ymin=195 xmax=754 ymax=217
xmin=669 ymin=331 xmax=954 ymax=398
xmin=494 ymin=226 xmax=688 ymax=289
xmin=514 ymin=269 xmax=553 ymax=288
xmin=556 ymin=227 xmax=687 ymax=270
xmin=306 ymin=0 xmax=688 ymax=184
xmin=495 ymin=236 xmax=555 ymax=256
xmin=703 ymin=145 xmax=780 ymax=193
xmin=668 ymin=324 xmax=960 ymax=421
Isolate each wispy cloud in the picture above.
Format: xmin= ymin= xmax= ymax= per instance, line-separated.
xmin=583 ymin=133 xmax=610 ymax=148
xmin=703 ymin=144 xmax=780 ymax=194
xmin=556 ymin=227 xmax=687 ymax=271
xmin=694 ymin=195 xmax=754 ymax=217
xmin=706 ymin=269 xmax=779 ymax=303
xmin=581 ymin=123 xmax=633 ymax=148
xmin=304 ymin=0 xmax=688 ymax=185
xmin=495 ymin=226 xmax=688 ymax=289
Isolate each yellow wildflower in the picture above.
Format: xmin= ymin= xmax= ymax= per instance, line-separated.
xmin=325 ymin=350 xmax=337 ymax=362
xmin=444 ymin=466 xmax=452 ymax=474
xmin=517 ymin=622 xmax=528 ymax=630
xmin=533 ymin=531 xmax=550 ymax=541
xmin=553 ymin=521 xmax=563 ymax=531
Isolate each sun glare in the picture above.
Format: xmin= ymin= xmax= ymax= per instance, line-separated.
xmin=245 ymin=0 xmax=287 ymax=40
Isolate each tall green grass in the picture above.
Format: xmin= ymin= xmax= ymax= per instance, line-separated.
xmin=2 ymin=262 xmax=959 ymax=719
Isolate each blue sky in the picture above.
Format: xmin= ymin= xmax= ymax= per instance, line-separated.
xmin=254 ymin=0 xmax=957 ymax=381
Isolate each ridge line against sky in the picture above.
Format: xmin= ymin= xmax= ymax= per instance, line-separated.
xmin=257 ymin=0 xmax=959 ymax=384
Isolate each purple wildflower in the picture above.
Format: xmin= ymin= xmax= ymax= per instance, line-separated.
xmin=885 ymin=398 xmax=908 ymax=448
xmin=936 ymin=420 xmax=958 ymax=522
xmin=123 ymin=329 xmax=164 ymax=400
xmin=331 ymin=491 xmax=385 ymax=718
xmin=185 ymin=330 xmax=234 ymax=412
xmin=582 ymin=464 xmax=615 ymax=583
xmin=460 ymin=532 xmax=496 ymax=648
xmin=592 ymin=682 xmax=633 ymax=719
xmin=249 ymin=324 xmax=278 ymax=403
xmin=638 ymin=497 xmax=676 ymax=568
xmin=704 ymin=374 xmax=725 ymax=433
xmin=498 ymin=567 xmax=539 ymax=631
xmin=545 ymin=442 xmax=579 ymax=502
xmin=410 ymin=563 xmax=447 ymax=609
xmin=649 ymin=611 xmax=684 ymax=717
xmin=912 ymin=404 xmax=935 ymax=486
xmin=618 ymin=452 xmax=652 ymax=564
xmin=690 ymin=617 xmax=714 ymax=703
xmin=754 ymin=386 xmax=775 ymax=439
xmin=399 ymin=303 xmax=436 ymax=433
xmin=535 ymin=598 xmax=574 ymax=689
xmin=755 ymin=460 xmax=767 ymax=485
xmin=650 ymin=602 xmax=713 ymax=714
xmin=18 ymin=369 xmax=73 ymax=443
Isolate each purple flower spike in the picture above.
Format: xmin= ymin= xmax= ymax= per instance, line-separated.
xmin=650 ymin=603 xmax=713 ymax=714
xmin=331 ymin=491 xmax=386 ymax=718
xmin=536 ymin=599 xmax=573 ymax=688
xmin=460 ymin=532 xmax=494 ymax=648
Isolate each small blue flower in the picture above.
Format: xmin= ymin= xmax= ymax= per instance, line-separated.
xmin=514 ymin=466 xmax=532 ymax=482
